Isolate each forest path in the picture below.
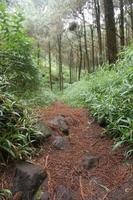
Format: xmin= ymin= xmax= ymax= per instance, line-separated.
xmin=33 ymin=102 xmax=132 ymax=200
xmin=0 ymin=102 xmax=132 ymax=200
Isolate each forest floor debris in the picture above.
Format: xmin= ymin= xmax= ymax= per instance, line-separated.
xmin=0 ymin=102 xmax=132 ymax=200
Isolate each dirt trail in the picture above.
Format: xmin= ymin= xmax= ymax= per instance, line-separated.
xmin=0 ymin=102 xmax=132 ymax=199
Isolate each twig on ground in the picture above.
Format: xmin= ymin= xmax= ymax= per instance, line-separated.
xmin=102 ymin=191 xmax=110 ymax=200
xmin=79 ymin=176 xmax=86 ymax=200
xmin=44 ymin=155 xmax=49 ymax=169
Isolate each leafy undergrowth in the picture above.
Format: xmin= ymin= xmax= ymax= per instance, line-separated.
xmin=0 ymin=3 xmax=39 ymax=96
xmin=0 ymin=76 xmax=44 ymax=162
xmin=0 ymin=189 xmax=12 ymax=200
xmin=25 ymin=88 xmax=58 ymax=107
xmin=0 ymin=92 xmax=44 ymax=162
xmin=0 ymin=4 xmax=50 ymax=163
xmin=62 ymin=44 xmax=133 ymax=156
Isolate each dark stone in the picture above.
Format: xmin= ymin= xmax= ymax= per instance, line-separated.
xmin=12 ymin=161 xmax=47 ymax=200
xmin=49 ymin=115 xmax=69 ymax=135
xmin=55 ymin=185 xmax=72 ymax=200
xmin=52 ymin=136 xmax=70 ymax=150
xmin=82 ymin=154 xmax=100 ymax=170
xmin=37 ymin=121 xmax=53 ymax=139
xmin=40 ymin=192 xmax=50 ymax=200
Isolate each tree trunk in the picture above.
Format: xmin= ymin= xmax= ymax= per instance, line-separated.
xmin=83 ymin=53 xmax=86 ymax=70
xmin=119 ymin=0 xmax=125 ymax=47
xmin=69 ymin=46 xmax=73 ymax=84
xmin=78 ymin=30 xmax=83 ymax=81
xmin=37 ymin=42 xmax=40 ymax=66
xmin=57 ymin=34 xmax=63 ymax=91
xmin=48 ymin=41 xmax=52 ymax=90
xmin=82 ymin=12 xmax=90 ymax=72
xmin=128 ymin=0 xmax=133 ymax=37
xmin=90 ymin=25 xmax=95 ymax=71
xmin=103 ymin=0 xmax=117 ymax=64
xmin=94 ymin=0 xmax=102 ymax=64
xmin=76 ymin=48 xmax=79 ymax=81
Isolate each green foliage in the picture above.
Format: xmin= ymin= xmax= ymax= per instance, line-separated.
xmin=26 ymin=88 xmax=57 ymax=106
xmin=0 ymin=3 xmax=43 ymax=162
xmin=0 ymin=76 xmax=43 ymax=162
xmin=62 ymin=79 xmax=89 ymax=107
xmin=63 ymin=44 xmax=133 ymax=155
xmin=39 ymin=58 xmax=72 ymax=90
xmin=0 ymin=3 xmax=39 ymax=95
xmin=0 ymin=189 xmax=12 ymax=200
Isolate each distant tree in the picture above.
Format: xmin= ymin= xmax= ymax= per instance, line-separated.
xmin=57 ymin=33 xmax=63 ymax=91
xmin=48 ymin=41 xmax=52 ymax=90
xmin=90 ymin=25 xmax=95 ymax=71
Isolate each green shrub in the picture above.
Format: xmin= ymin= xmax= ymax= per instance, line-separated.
xmin=0 ymin=76 xmax=43 ymax=162
xmin=61 ymin=79 xmax=90 ymax=107
xmin=0 ymin=189 xmax=12 ymax=200
xmin=0 ymin=92 xmax=44 ymax=161
xmin=63 ymin=44 xmax=133 ymax=156
xmin=26 ymin=88 xmax=58 ymax=106
xmin=0 ymin=3 xmax=39 ymax=95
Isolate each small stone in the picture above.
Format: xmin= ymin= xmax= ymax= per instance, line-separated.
xmin=12 ymin=161 xmax=47 ymax=200
xmin=49 ymin=115 xmax=69 ymax=135
xmin=82 ymin=154 xmax=100 ymax=170
xmin=55 ymin=185 xmax=72 ymax=200
xmin=52 ymin=136 xmax=70 ymax=150
xmin=37 ymin=121 xmax=53 ymax=139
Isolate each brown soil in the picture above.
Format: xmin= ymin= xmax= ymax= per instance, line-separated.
xmin=0 ymin=102 xmax=132 ymax=200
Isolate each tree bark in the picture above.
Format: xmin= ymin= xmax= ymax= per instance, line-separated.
xmin=103 ymin=0 xmax=117 ymax=64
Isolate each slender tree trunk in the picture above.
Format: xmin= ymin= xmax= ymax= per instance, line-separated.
xmin=119 ymin=0 xmax=125 ymax=47
xmin=57 ymin=34 xmax=63 ymax=91
xmin=103 ymin=0 xmax=117 ymax=63
xmin=48 ymin=41 xmax=52 ymax=90
xmin=94 ymin=0 xmax=102 ymax=64
xmin=82 ymin=12 xmax=90 ymax=72
xmin=90 ymin=25 xmax=95 ymax=71
xmin=125 ymin=20 xmax=128 ymax=44
xmin=37 ymin=42 xmax=40 ymax=66
xmin=78 ymin=30 xmax=83 ymax=81
xmin=128 ymin=0 xmax=133 ymax=37
xmin=83 ymin=53 xmax=86 ymax=70
xmin=69 ymin=46 xmax=73 ymax=84
xmin=76 ymin=48 xmax=79 ymax=81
